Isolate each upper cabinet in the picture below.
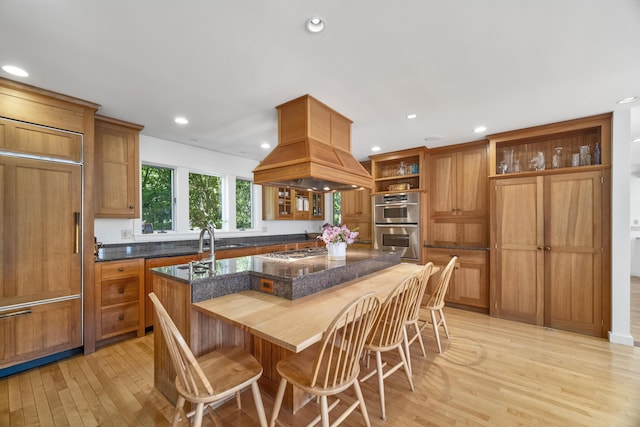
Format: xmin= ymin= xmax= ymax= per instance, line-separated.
xmin=430 ymin=143 xmax=488 ymax=218
xmin=427 ymin=141 xmax=489 ymax=248
xmin=369 ymin=147 xmax=426 ymax=194
xmin=488 ymin=113 xmax=611 ymax=177
xmin=94 ymin=115 xmax=144 ymax=218
xmin=262 ymin=186 xmax=324 ymax=221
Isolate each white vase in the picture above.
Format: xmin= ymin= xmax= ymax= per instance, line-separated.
xmin=326 ymin=242 xmax=347 ymax=260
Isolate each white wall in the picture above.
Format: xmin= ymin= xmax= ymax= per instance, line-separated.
xmin=610 ymin=110 xmax=633 ymax=346
xmin=94 ymin=135 xmax=325 ymax=244
xmin=631 ymin=169 xmax=640 ymax=276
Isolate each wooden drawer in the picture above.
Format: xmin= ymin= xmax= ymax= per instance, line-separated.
xmin=0 ymin=298 xmax=82 ymax=369
xmin=101 ymin=303 xmax=140 ymax=338
xmin=101 ymin=278 xmax=139 ymax=306
xmin=426 ymin=248 xmax=486 ymax=264
xmin=100 ymin=259 xmax=144 ymax=280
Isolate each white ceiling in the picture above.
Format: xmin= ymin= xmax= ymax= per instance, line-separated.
xmin=1 ymin=0 xmax=639 ymax=165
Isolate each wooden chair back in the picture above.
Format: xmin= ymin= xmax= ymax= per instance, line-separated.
xmin=148 ymin=292 xmax=214 ymax=398
xmin=429 ymin=256 xmax=457 ymax=310
xmin=408 ymin=262 xmax=434 ymax=323
xmin=309 ymin=292 xmax=380 ymax=389
xmin=367 ymin=274 xmax=421 ymax=349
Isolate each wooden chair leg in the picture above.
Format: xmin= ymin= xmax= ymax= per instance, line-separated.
xmin=250 ymin=381 xmax=268 ymax=427
xmin=403 ymin=326 xmax=413 ymax=377
xmin=440 ymin=308 xmax=450 ymax=338
xmin=172 ymin=396 xmax=186 ymax=427
xmin=193 ymin=402 xmax=205 ymax=427
xmin=235 ymin=391 xmax=242 ymax=409
xmin=397 ymin=345 xmax=414 ymax=392
xmin=375 ymin=351 xmax=386 ymax=420
xmin=431 ymin=309 xmax=443 ymax=354
xmin=269 ymin=378 xmax=287 ymax=427
xmin=353 ymin=379 xmax=372 ymax=427
xmin=320 ymin=395 xmax=330 ymax=427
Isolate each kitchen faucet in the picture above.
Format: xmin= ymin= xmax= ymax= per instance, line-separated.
xmin=198 ymin=222 xmax=215 ymax=263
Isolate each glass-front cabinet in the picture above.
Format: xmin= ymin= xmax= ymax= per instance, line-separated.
xmin=262 ymin=186 xmax=324 ymax=221
xmin=488 ymin=113 xmax=611 ymax=177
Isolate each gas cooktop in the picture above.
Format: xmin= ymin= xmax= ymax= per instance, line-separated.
xmin=257 ymin=247 xmax=327 ymax=261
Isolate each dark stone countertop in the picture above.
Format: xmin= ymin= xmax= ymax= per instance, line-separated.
xmin=96 ymin=233 xmax=319 ymax=262
xmin=151 ymin=248 xmax=402 ymax=302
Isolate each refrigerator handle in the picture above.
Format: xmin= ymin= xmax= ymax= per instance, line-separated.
xmin=74 ymin=212 xmax=80 ymax=254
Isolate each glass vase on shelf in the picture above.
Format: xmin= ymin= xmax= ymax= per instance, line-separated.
xmin=552 ymin=147 xmax=563 ymax=169
xmin=594 ymin=142 xmax=601 ymax=165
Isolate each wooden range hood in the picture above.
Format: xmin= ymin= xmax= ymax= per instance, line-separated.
xmin=252 ymin=95 xmax=372 ymax=191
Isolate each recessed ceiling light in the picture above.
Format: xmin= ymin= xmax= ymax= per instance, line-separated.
xmin=473 ymin=126 xmax=487 ymax=133
xmin=633 ymin=137 xmax=640 ymax=143
xmin=2 ymin=65 xmax=28 ymax=77
xmin=371 ymin=146 xmax=381 ymax=152
xmin=616 ymin=96 xmax=638 ymax=104
xmin=323 ymin=186 xmax=330 ymax=191
xmin=306 ymin=17 xmax=325 ymax=33
xmin=261 ymin=142 xmax=271 ymax=149
xmin=406 ymin=114 xmax=417 ymax=119
xmin=174 ymin=117 xmax=188 ymax=125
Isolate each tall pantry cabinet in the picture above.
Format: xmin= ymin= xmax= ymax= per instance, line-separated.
xmin=0 ymin=78 xmax=99 ymax=369
xmin=488 ymin=113 xmax=611 ymax=337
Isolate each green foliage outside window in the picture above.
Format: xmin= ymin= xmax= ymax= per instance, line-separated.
xmin=141 ymin=165 xmax=173 ymax=231
xmin=332 ymin=192 xmax=341 ymax=226
xmin=236 ymin=178 xmax=253 ymax=229
xmin=189 ymin=172 xmax=222 ymax=229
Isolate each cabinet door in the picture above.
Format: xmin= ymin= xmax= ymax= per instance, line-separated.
xmin=0 ymin=156 xmax=82 ymax=307
xmin=0 ymin=299 xmax=82 ymax=369
xmin=544 ymin=171 xmax=603 ymax=336
xmin=145 ymin=254 xmax=200 ymax=328
xmin=490 ymin=176 xmax=544 ymax=325
xmin=456 ymin=147 xmax=487 ymax=216
xmin=426 ymin=249 xmax=488 ymax=309
xmin=95 ymin=119 xmax=140 ymax=218
xmin=430 ymin=152 xmax=455 ymax=217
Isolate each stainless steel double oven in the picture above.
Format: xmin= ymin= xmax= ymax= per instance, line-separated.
xmin=373 ymin=192 xmax=420 ymax=260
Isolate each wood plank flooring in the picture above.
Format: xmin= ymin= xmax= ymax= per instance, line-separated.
xmin=1 ymin=307 xmax=639 ymax=426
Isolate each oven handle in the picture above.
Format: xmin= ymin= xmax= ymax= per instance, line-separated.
xmin=374 ymin=202 xmax=418 ymax=207
xmin=374 ymin=223 xmax=418 ymax=227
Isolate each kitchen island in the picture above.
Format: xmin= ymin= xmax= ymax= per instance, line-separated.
xmin=151 ymin=248 xmax=409 ymax=410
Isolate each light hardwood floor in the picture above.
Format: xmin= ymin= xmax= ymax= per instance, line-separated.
xmin=1 ymin=307 xmax=639 ymax=426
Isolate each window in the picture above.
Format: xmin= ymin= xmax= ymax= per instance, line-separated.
xmin=332 ymin=192 xmax=341 ymax=225
xmin=189 ymin=172 xmax=222 ymax=229
xmin=141 ymin=165 xmax=174 ymax=231
xmin=236 ymin=178 xmax=253 ymax=230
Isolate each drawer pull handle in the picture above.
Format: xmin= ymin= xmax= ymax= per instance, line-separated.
xmin=118 ymin=288 xmax=125 ymax=294
xmin=0 ymin=309 xmax=32 ymax=319
xmin=119 ymin=314 xmax=125 ymax=321
xmin=118 ymin=267 xmax=124 ymax=272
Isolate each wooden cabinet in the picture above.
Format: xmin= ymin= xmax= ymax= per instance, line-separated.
xmin=144 ymin=254 xmax=202 ymax=328
xmin=490 ymin=170 xmax=608 ymax=337
xmin=94 ymin=115 xmax=143 ymax=218
xmin=487 ymin=113 xmax=612 ymax=338
xmin=370 ymin=147 xmax=426 ymax=194
xmin=488 ymin=113 xmax=612 ymax=177
xmin=263 ymin=186 xmax=324 ymax=221
xmin=426 ymin=248 xmax=489 ymax=310
xmin=95 ymin=258 xmax=145 ymax=341
xmin=428 ymin=142 xmax=488 ymax=248
xmin=341 ymin=188 xmax=372 ymax=246
xmin=0 ymin=299 xmax=82 ymax=369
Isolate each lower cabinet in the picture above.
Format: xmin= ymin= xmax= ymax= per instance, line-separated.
xmin=425 ymin=248 xmax=489 ymax=310
xmin=95 ymin=258 xmax=145 ymax=342
xmin=0 ymin=299 xmax=82 ymax=369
